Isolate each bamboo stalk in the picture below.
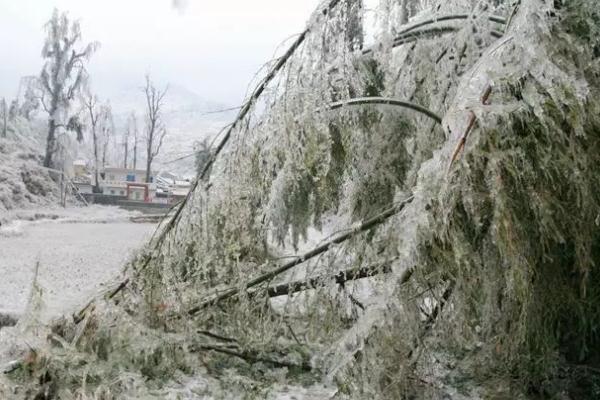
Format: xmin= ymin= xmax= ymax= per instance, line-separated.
xmin=263 ymin=263 xmax=392 ymax=298
xmin=329 ymin=97 xmax=442 ymax=124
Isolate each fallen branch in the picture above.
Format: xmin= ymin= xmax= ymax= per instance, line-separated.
xmin=197 ymin=330 xmax=238 ymax=344
xmin=329 ymin=97 xmax=442 ymax=124
xmin=188 ymin=196 xmax=413 ymax=315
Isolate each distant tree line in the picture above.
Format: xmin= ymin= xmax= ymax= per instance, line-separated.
xmin=1 ymin=9 xmax=169 ymax=184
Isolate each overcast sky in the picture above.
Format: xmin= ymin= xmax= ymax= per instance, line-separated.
xmin=0 ymin=0 xmax=321 ymax=106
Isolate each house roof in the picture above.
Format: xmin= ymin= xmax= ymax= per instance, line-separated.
xmin=103 ymin=167 xmax=152 ymax=175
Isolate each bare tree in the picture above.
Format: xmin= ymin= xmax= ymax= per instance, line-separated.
xmin=99 ymin=103 xmax=114 ymax=169
xmin=82 ymin=92 xmax=102 ymax=191
xmin=39 ymin=9 xmax=99 ymax=168
xmin=142 ymin=75 xmax=168 ymax=183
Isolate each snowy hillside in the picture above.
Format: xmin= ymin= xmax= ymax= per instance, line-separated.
xmin=0 ymin=119 xmax=62 ymax=213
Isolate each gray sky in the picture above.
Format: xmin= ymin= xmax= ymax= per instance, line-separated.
xmin=0 ymin=0 xmax=321 ymax=105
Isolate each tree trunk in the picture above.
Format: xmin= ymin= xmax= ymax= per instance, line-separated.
xmin=133 ymin=140 xmax=138 ymax=170
xmin=145 ymin=136 xmax=153 ymax=183
xmin=123 ymin=140 xmax=129 ymax=169
xmin=145 ymin=156 xmax=152 ymax=183
xmin=44 ymin=119 xmax=57 ymax=168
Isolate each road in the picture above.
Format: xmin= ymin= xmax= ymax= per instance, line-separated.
xmin=0 ymin=208 xmax=155 ymax=322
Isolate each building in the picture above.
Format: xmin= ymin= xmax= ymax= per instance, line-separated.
xmin=155 ymin=172 xmax=192 ymax=203
xmin=101 ymin=167 xmax=156 ymax=202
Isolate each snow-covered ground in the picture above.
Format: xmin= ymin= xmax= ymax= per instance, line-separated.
xmin=0 ymin=206 xmax=155 ymax=323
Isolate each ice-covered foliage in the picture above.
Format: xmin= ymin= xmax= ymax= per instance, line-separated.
xmin=39 ymin=9 xmax=99 ymax=169
xmin=5 ymin=0 xmax=600 ymax=398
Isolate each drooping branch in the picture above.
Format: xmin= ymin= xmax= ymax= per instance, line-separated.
xmin=187 ymin=196 xmax=413 ymax=315
xmin=329 ymin=97 xmax=442 ymax=124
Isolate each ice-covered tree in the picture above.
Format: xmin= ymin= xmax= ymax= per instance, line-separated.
xmin=142 ymin=75 xmax=167 ymax=183
xmin=39 ymin=9 xmax=99 ymax=169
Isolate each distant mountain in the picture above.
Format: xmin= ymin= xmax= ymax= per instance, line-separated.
xmin=109 ymin=84 xmax=236 ymax=177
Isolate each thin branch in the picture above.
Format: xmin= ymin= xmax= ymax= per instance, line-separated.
xmin=197 ymin=330 xmax=239 ymax=344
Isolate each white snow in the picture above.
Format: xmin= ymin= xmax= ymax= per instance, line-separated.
xmin=0 ymin=206 xmax=155 ymax=322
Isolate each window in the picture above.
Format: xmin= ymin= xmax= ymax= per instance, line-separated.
xmin=119 ymin=190 xmax=125 ymax=195
xmin=135 ymin=192 xmax=141 ymax=200
xmin=126 ymin=174 xmax=135 ymax=182
xmin=110 ymin=190 xmax=115 ymax=195
xmin=109 ymin=174 xmax=115 ymax=181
